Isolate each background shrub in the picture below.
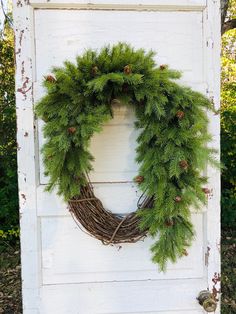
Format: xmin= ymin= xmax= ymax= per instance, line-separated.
xmin=0 ymin=17 xmax=19 ymax=234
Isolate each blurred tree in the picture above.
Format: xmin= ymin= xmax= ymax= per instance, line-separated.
xmin=221 ymin=0 xmax=236 ymax=226
xmin=221 ymin=0 xmax=236 ymax=34
xmin=0 ymin=9 xmax=19 ymax=232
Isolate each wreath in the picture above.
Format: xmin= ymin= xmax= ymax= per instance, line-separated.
xmin=35 ymin=43 xmax=217 ymax=271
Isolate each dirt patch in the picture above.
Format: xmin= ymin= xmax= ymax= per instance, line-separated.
xmin=221 ymin=227 xmax=236 ymax=313
xmin=0 ymin=242 xmax=22 ymax=314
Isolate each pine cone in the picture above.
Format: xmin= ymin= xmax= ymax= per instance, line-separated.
xmin=45 ymin=75 xmax=56 ymax=83
xmin=179 ymin=160 xmax=189 ymax=170
xmin=124 ymin=65 xmax=132 ymax=75
xmin=202 ymin=187 xmax=211 ymax=194
xmin=91 ymin=65 xmax=98 ymax=76
xmin=134 ymin=175 xmax=144 ymax=183
xmin=174 ymin=196 xmax=182 ymax=202
xmin=159 ymin=64 xmax=167 ymax=70
xmin=182 ymin=249 xmax=189 ymax=256
xmin=165 ymin=219 xmax=174 ymax=227
xmin=176 ymin=110 xmax=185 ymax=119
xmin=68 ymin=127 xmax=76 ymax=134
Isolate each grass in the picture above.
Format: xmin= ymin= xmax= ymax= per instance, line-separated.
xmin=0 ymin=228 xmax=235 ymax=313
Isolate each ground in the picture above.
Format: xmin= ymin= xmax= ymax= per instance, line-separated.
xmin=221 ymin=228 xmax=236 ymax=313
xmin=0 ymin=241 xmax=22 ymax=314
xmin=0 ymin=229 xmax=235 ymax=314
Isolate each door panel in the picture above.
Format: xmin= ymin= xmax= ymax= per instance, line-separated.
xmin=41 ymin=213 xmax=204 ymax=285
xmin=32 ymin=6 xmax=213 ymax=314
xmin=35 ymin=9 xmax=204 ymax=184
xmin=40 ymin=279 xmax=205 ymax=314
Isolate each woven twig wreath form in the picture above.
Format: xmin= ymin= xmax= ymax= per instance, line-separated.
xmin=68 ymin=176 xmax=154 ymax=244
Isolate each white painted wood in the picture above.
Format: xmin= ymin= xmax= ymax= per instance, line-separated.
xmin=37 ymin=183 xmax=143 ymax=215
xmin=13 ymin=3 xmax=41 ymax=313
xmin=39 ymin=279 xmax=205 ymax=314
xmin=36 ymin=184 xmax=208 ymax=217
xmin=34 ymin=9 xmax=205 ymax=185
xmin=30 ymin=0 xmax=206 ymax=10
xmin=89 ymin=104 xmax=139 ymax=182
xmin=34 ymin=10 xmax=204 ymax=83
xmin=41 ymin=213 xmax=204 ymax=284
xmin=14 ymin=1 xmax=220 ymax=313
xmin=202 ymin=1 xmax=221 ymax=311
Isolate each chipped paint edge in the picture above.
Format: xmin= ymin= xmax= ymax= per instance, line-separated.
xmin=202 ymin=0 xmax=221 ymax=312
xmin=13 ymin=2 xmax=41 ymax=313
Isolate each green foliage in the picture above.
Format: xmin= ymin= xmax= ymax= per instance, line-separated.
xmin=221 ymin=28 xmax=236 ymax=227
xmin=0 ymin=18 xmax=19 ymax=233
xmin=0 ymin=227 xmax=20 ymax=251
xmin=224 ymin=0 xmax=236 ymax=27
xmin=36 ymin=43 xmax=217 ymax=271
xmin=0 ymin=228 xmax=20 ymax=239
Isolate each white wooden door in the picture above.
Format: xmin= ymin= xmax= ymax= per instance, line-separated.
xmin=14 ymin=1 xmax=221 ymax=313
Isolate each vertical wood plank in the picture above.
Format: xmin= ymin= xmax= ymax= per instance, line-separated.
xmin=203 ymin=0 xmax=221 ymax=310
xmin=13 ymin=2 xmax=40 ymax=313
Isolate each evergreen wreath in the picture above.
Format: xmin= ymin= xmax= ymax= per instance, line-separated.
xmin=35 ymin=43 xmax=218 ymax=271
